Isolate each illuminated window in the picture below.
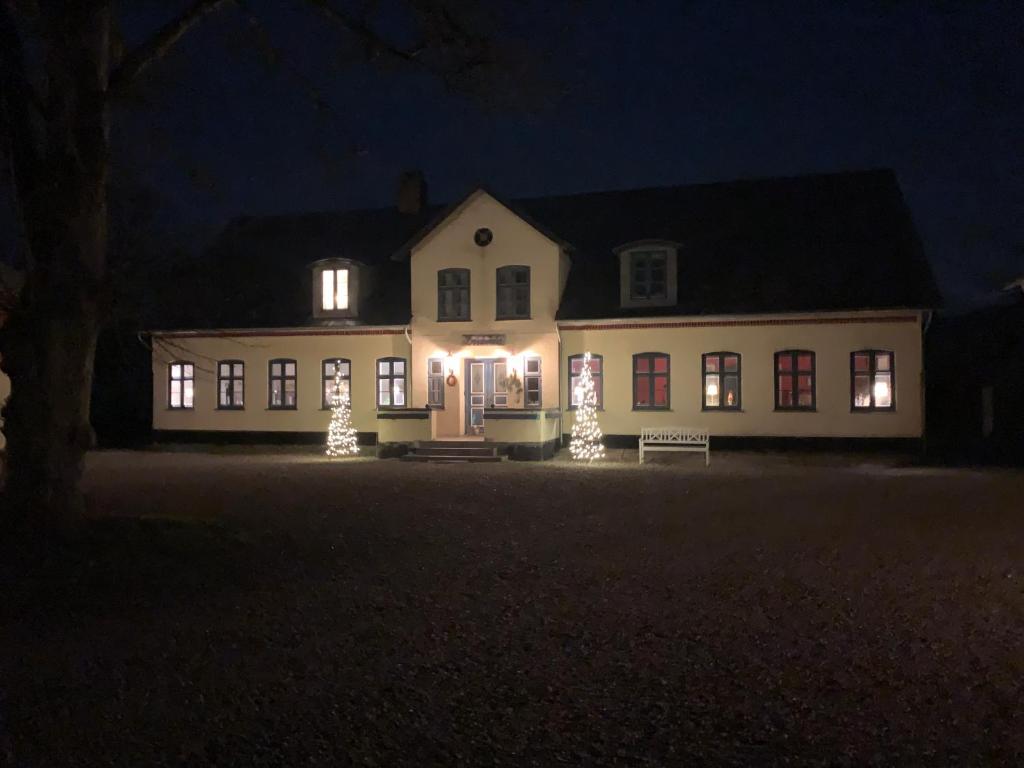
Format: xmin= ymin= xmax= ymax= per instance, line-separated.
xmin=496 ymin=265 xmax=530 ymax=319
xmin=168 ymin=362 xmax=194 ymax=409
xmin=322 ymin=358 xmax=351 ymax=409
xmin=217 ymin=360 xmax=244 ymax=409
xmin=321 ymin=268 xmax=349 ymax=311
xmin=703 ymin=352 xmax=740 ymax=410
xmin=775 ymin=350 xmax=815 ymax=410
xmin=438 ymin=268 xmax=470 ymax=321
xmin=524 ymin=357 xmax=542 ymax=407
xmin=851 ymin=350 xmax=895 ymax=411
xmin=633 ymin=352 xmax=670 ymax=410
xmin=629 ymin=250 xmax=668 ymax=300
xmin=427 ymin=358 xmax=444 ymax=407
xmin=569 ymin=353 xmax=603 ymax=409
xmin=377 ymin=357 xmax=406 ymax=408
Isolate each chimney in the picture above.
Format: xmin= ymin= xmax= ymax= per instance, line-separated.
xmin=397 ymin=170 xmax=427 ymax=215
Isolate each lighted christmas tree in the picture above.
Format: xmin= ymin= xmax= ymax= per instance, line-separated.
xmin=569 ymin=351 xmax=605 ymax=462
xmin=325 ymin=370 xmax=359 ymax=457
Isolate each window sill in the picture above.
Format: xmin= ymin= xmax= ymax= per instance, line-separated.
xmin=702 ymin=407 xmax=743 ymax=412
xmin=267 ymin=407 xmax=298 ymax=411
xmin=166 ymin=407 xmax=195 ymax=411
xmin=567 ymin=406 xmax=605 ymax=412
xmin=632 ymin=407 xmax=672 ymax=412
xmin=216 ymin=406 xmax=245 ymax=411
xmin=774 ymin=407 xmax=817 ymax=413
xmin=495 ymin=316 xmax=531 ymax=321
xmin=851 ymin=407 xmax=897 ymax=413
xmin=437 ymin=317 xmax=471 ymax=323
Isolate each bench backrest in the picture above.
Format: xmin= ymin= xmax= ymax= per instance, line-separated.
xmin=640 ymin=427 xmax=709 ymax=444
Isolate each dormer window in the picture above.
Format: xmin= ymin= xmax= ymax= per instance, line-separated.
xmin=311 ymin=258 xmax=361 ymax=320
xmin=321 ymin=267 xmax=349 ymax=311
xmin=629 ymin=250 xmax=668 ymax=300
xmin=615 ymin=240 xmax=680 ymax=309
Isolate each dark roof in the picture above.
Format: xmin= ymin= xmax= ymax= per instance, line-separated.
xmin=173 ymin=169 xmax=939 ymax=330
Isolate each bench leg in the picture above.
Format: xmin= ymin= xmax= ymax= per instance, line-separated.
xmin=705 ymin=448 xmax=710 ymax=467
xmin=639 ymin=440 xmax=643 ymax=464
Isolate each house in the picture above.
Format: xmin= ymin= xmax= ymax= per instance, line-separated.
xmin=927 ymin=280 xmax=1024 ymax=465
xmin=149 ymin=169 xmax=940 ymax=458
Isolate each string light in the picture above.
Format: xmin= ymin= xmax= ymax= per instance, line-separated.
xmin=569 ymin=351 xmax=605 ymax=462
xmin=326 ymin=369 xmax=359 ymax=457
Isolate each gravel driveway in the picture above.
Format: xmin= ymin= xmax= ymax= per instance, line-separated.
xmin=3 ymin=450 xmax=1023 ymax=766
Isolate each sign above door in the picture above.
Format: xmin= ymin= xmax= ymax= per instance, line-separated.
xmin=462 ymin=334 xmax=506 ymax=345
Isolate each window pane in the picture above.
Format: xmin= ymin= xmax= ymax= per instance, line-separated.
xmin=285 ymin=362 xmax=296 ymax=377
xmin=853 ymin=374 xmax=871 ymax=407
xmin=271 ymin=380 xmax=282 ymax=405
xmin=429 ymin=359 xmax=443 ymax=375
xmin=170 ymin=380 xmax=181 ymax=406
xmin=220 ymin=363 xmax=230 ymax=377
xmin=797 ymin=353 xmax=813 ymax=372
xmin=322 ymin=269 xmax=335 ymax=310
xmin=335 ymin=269 xmax=349 ymax=310
xmin=233 ymin=363 xmax=243 ymax=377
xmin=285 ymin=379 xmax=296 ymax=394
xmin=653 ymin=355 xmax=668 ymax=373
xmin=704 ymin=356 xmax=719 ymax=373
xmin=635 ymin=356 xmax=649 ymax=373
xmin=233 ymin=380 xmax=243 ymax=405
xmin=271 ymin=362 xmax=282 ymax=377
xmin=798 ymin=374 xmax=813 ymax=395
xmin=635 ymin=375 xmax=650 ymax=405
xmin=876 ymin=353 xmax=891 ymax=371
xmin=183 ymin=381 xmax=194 ymax=408
xmin=324 ymin=362 xmax=335 ymax=377
xmin=570 ymin=375 xmax=581 ymax=406
xmin=393 ymin=360 xmax=405 ymax=375
xmin=494 ymin=362 xmax=507 ymax=393
xmin=853 ymin=353 xmax=869 ymax=372
xmin=724 ymin=355 xmax=738 ymax=372
xmin=525 ymin=381 xmax=540 ymax=406
xmin=778 ymin=375 xmax=793 ymax=407
xmin=393 ymin=379 xmax=405 ymax=406
xmin=797 ymin=389 xmax=813 ymax=408
xmin=526 ymin=358 xmax=540 ymax=374
xmin=339 ymin=361 xmax=349 ymax=377
xmin=723 ymin=375 xmax=739 ymax=407
xmin=595 ymin=379 xmax=603 ymax=408
xmin=379 ymin=361 xmax=390 ymax=375
xmin=219 ymin=380 xmax=229 ymax=405
xmin=571 ymin=357 xmax=583 ymax=374
xmin=874 ymin=373 xmax=892 ymax=407
xmin=653 ymin=375 xmax=668 ymax=406
xmin=705 ymin=373 xmax=720 ymax=407
xmin=171 ymin=364 xmax=181 ymax=380
xmin=590 ymin=357 xmax=601 ymax=374
xmin=777 ymin=355 xmax=792 ymax=372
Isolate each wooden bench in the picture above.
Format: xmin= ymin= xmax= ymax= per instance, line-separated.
xmin=639 ymin=427 xmax=710 ymax=466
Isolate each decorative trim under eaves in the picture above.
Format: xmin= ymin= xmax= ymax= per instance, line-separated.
xmin=557 ymin=314 xmax=919 ymax=332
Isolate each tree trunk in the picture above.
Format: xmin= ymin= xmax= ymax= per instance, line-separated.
xmin=0 ymin=5 xmax=112 ymax=537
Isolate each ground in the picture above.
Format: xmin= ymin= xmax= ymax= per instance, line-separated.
xmin=3 ymin=450 xmax=1023 ymax=766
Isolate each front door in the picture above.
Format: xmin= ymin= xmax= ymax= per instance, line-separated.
xmin=465 ymin=358 xmax=509 ymax=435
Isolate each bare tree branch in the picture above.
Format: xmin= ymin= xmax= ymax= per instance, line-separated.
xmin=303 ymin=0 xmax=428 ymax=66
xmin=107 ymin=0 xmax=234 ymax=98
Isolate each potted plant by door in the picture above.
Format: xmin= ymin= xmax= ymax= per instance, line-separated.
xmin=506 ymin=369 xmax=524 ymax=407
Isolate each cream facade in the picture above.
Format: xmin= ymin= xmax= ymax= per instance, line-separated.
xmin=150 ymin=175 xmax=938 ymax=455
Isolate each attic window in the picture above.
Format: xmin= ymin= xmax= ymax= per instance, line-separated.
xmin=321 ymin=268 xmax=349 ymax=311
xmin=630 ymin=250 xmax=668 ymax=300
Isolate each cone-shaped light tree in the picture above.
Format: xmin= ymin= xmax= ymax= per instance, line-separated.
xmin=569 ymin=352 xmax=605 ymax=462
xmin=326 ymin=370 xmax=359 ymax=458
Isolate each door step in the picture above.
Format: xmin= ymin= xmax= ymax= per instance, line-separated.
xmin=402 ymin=440 xmax=503 ymax=463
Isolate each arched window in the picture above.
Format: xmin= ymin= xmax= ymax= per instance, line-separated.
xmin=851 ymin=350 xmax=895 ymax=410
xmin=268 ymin=359 xmax=297 ymax=409
xmin=702 ymin=352 xmax=740 ymax=410
xmin=775 ymin=350 xmax=816 ymax=410
xmin=437 ymin=268 xmax=470 ymax=321
xmin=322 ymin=358 xmax=351 ymax=409
xmin=633 ymin=352 xmax=670 ymax=410
xmin=568 ymin=353 xmax=603 ymax=409
xmin=376 ymin=357 xmax=407 ymax=408
xmin=496 ymin=265 xmax=530 ymax=319
xmin=168 ymin=361 xmax=194 ymax=409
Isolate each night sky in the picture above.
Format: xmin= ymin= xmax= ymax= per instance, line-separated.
xmin=4 ymin=1 xmax=1023 ymax=306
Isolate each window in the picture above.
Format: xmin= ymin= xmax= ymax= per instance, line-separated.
xmin=496 ymin=265 xmax=530 ymax=319
xmin=168 ymin=362 xmax=194 ymax=409
xmin=633 ymin=352 xmax=670 ymax=409
xmin=851 ymin=350 xmax=895 ymax=410
xmin=427 ymin=358 xmax=444 ymax=407
xmin=775 ymin=351 xmax=815 ymax=410
xmin=629 ymin=250 xmax=668 ymax=300
xmin=322 ymin=358 xmax=351 ymax=409
xmin=377 ymin=357 xmax=406 ymax=408
xmin=703 ymin=352 xmax=740 ymax=410
xmin=438 ymin=268 xmax=470 ymax=321
xmin=267 ymin=359 xmax=297 ymax=409
xmin=217 ymin=360 xmax=244 ymax=409
xmin=524 ymin=357 xmax=541 ymax=407
xmin=569 ymin=353 xmax=603 ymax=409
xmin=321 ymin=268 xmax=349 ymax=310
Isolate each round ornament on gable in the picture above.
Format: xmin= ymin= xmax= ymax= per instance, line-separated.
xmin=473 ymin=227 xmax=493 ymax=247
